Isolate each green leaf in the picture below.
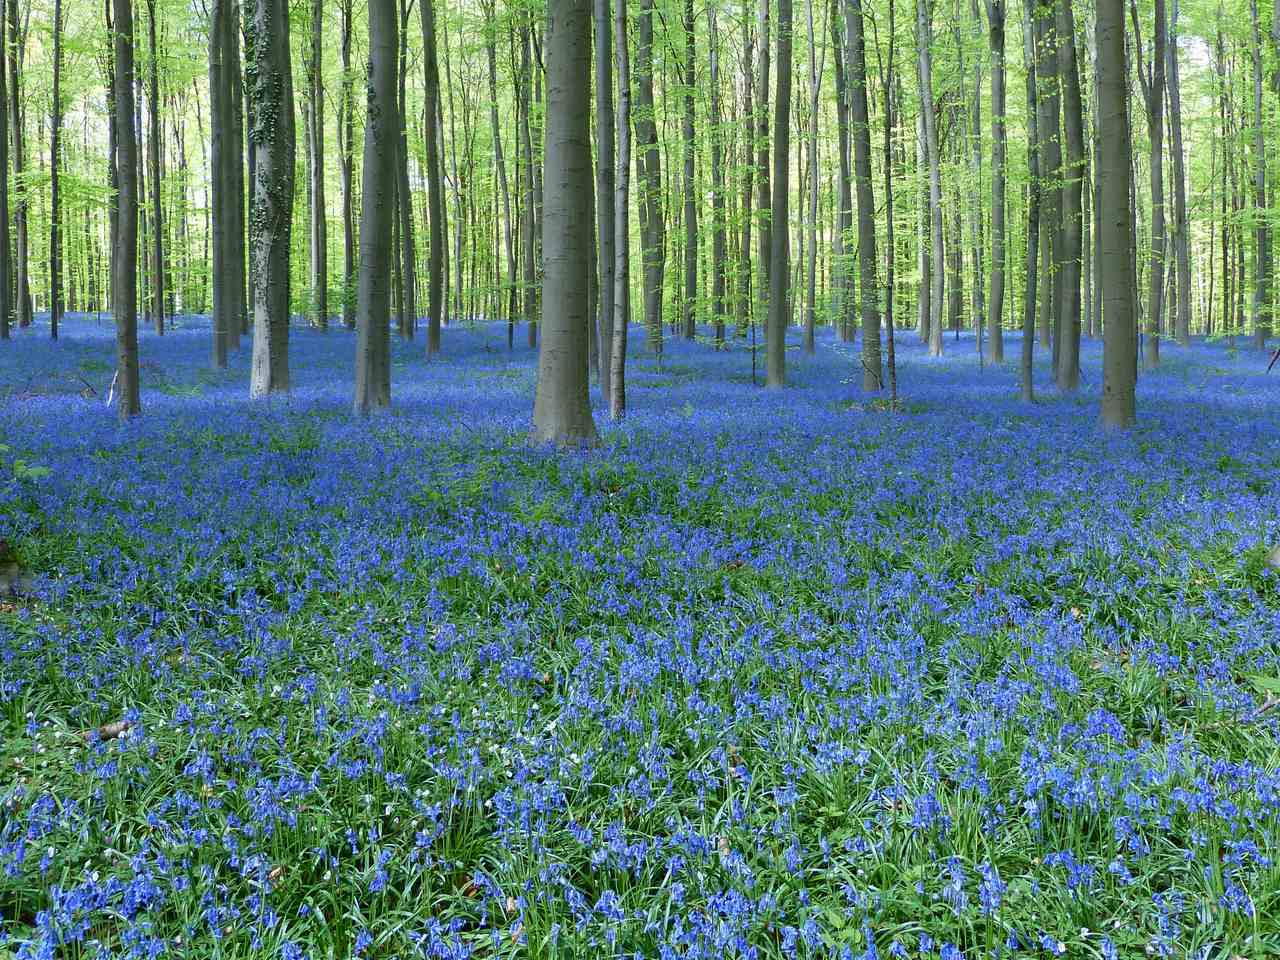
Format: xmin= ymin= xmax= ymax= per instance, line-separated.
xmin=1245 ymin=675 xmax=1280 ymax=696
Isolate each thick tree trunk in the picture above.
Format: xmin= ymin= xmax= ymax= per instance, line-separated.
xmin=309 ymin=0 xmax=327 ymax=330
xmin=848 ymin=0 xmax=881 ymax=389
xmin=48 ymin=0 xmax=64 ymax=340
xmin=146 ymin=0 xmax=164 ymax=335
xmin=916 ymin=109 xmax=930 ymax=342
xmin=917 ymin=0 xmax=944 ymax=356
xmin=1249 ymin=0 xmax=1270 ymax=348
xmin=247 ymin=0 xmax=294 ymax=397
xmin=610 ymin=0 xmax=630 ymax=418
xmin=230 ymin=0 xmax=246 ymax=342
xmin=984 ymin=0 xmax=1005 ymax=362
xmin=113 ymin=0 xmax=141 ymax=417
xmin=681 ymin=0 xmax=697 ymax=340
xmin=422 ymin=0 xmax=445 ymax=354
xmin=636 ymin=0 xmax=664 ymax=355
xmin=354 ymin=0 xmax=396 ymax=413
xmin=595 ymin=0 xmax=615 ymax=392
xmin=340 ymin=0 xmax=354 ymax=328
xmin=765 ymin=0 xmax=791 ymax=387
xmin=1166 ymin=0 xmax=1189 ymax=345
xmin=1056 ymin=0 xmax=1083 ymax=390
xmin=1099 ymin=0 xmax=1137 ymax=428
xmin=532 ymin=0 xmax=598 ymax=445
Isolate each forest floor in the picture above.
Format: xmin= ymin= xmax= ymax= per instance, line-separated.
xmin=2 ymin=315 xmax=1280 ymax=959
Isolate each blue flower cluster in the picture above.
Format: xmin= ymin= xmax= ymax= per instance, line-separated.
xmin=1 ymin=315 xmax=1278 ymax=958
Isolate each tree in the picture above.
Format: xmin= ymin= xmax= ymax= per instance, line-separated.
xmin=916 ymin=0 xmax=943 ymax=357
xmin=50 ymin=0 xmax=64 ymax=340
xmin=680 ymin=0 xmax=696 ymax=340
xmin=0 ymin=0 xmax=9 ymax=341
xmin=708 ymin=6 xmax=727 ymax=348
xmin=247 ymin=0 xmax=295 ymax=396
xmin=1056 ymin=0 xmax=1084 ymax=390
xmin=765 ymin=0 xmax=792 ymax=387
xmin=595 ymin=0 xmax=614 ymax=393
xmin=1132 ymin=0 xmax=1166 ymax=368
xmin=1021 ymin=0 xmax=1040 ymax=402
xmin=1099 ymin=0 xmax=1137 ymax=429
xmin=308 ymin=0 xmax=327 ymax=330
xmin=830 ymin=0 xmax=853 ymax=342
xmin=145 ymin=0 xmax=164 ymax=335
xmin=354 ymin=0 xmax=397 ymax=414
xmin=210 ymin=0 xmax=233 ymax=367
xmin=1035 ymin=1 xmax=1061 ymax=358
xmin=609 ymin=0 xmax=629 ymax=419
xmin=340 ymin=0 xmax=355 ymax=329
xmin=984 ymin=0 xmax=1006 ymax=363
xmin=9 ymin=0 xmax=29 ymax=329
xmin=422 ymin=0 xmax=445 ymax=355
xmin=531 ymin=0 xmax=598 ymax=446
xmin=635 ymin=0 xmax=664 ymax=356
xmin=847 ymin=0 xmax=881 ymax=391
xmin=1249 ymin=0 xmax=1270 ymax=349
xmin=113 ymin=0 xmax=141 ymax=418
xmin=1166 ymin=0 xmax=1190 ymax=346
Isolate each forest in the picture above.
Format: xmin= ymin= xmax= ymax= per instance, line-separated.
xmin=3 ymin=0 xmax=1280 ymax=956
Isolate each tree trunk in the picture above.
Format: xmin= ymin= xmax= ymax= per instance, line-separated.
xmin=354 ymin=0 xmax=396 ymax=413
xmin=882 ymin=0 xmax=898 ymax=402
xmin=210 ymin=0 xmax=232 ymax=366
xmin=340 ymin=0 xmax=354 ymax=328
xmin=830 ymin=0 xmax=853 ymax=343
xmin=1020 ymin=0 xmax=1039 ymax=402
xmin=595 ymin=0 xmax=615 ymax=392
xmin=395 ymin=0 xmax=416 ymax=338
xmin=1249 ymin=0 xmax=1270 ymax=348
xmin=755 ymin=0 xmax=772 ymax=339
xmin=113 ymin=0 xmax=141 ymax=417
xmin=1166 ymin=0 xmax=1189 ymax=346
xmin=50 ymin=0 xmax=64 ymax=340
xmin=532 ymin=0 xmax=598 ymax=445
xmin=917 ymin=0 xmax=944 ymax=356
xmin=765 ymin=0 xmax=792 ymax=387
xmin=736 ymin=21 xmax=755 ymax=340
xmin=519 ymin=25 xmax=538 ymax=347
xmin=484 ymin=0 xmax=516 ymax=345
xmin=309 ymin=0 xmax=327 ymax=330
xmin=0 ymin=0 xmax=10 ymax=340
xmin=803 ymin=0 xmax=819 ymax=354
xmin=848 ymin=0 xmax=881 ymax=389
xmin=422 ymin=0 xmax=445 ymax=354
xmin=984 ymin=0 xmax=1005 ymax=362
xmin=1056 ymin=0 xmax=1083 ymax=390
xmin=146 ymin=0 xmax=164 ymax=335
xmin=1035 ymin=2 xmax=1061 ymax=358
xmin=247 ymin=0 xmax=294 ymax=397
xmin=1133 ymin=0 xmax=1166 ymax=367
xmin=8 ymin=0 xmax=28 ymax=329
xmin=636 ymin=0 xmax=664 ymax=356
xmin=230 ymin=0 xmax=246 ymax=342
xmin=610 ymin=0 xmax=630 ymax=418
xmin=967 ymin=0 xmax=986 ymax=358
xmin=681 ymin=0 xmax=697 ymax=340
xmin=709 ymin=6 xmax=726 ymax=348
xmin=1099 ymin=0 xmax=1137 ymax=428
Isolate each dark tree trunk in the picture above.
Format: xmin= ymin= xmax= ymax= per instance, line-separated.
xmin=395 ymin=0 xmax=416 ymax=338
xmin=340 ymin=0 xmax=354 ymax=328
xmin=765 ymin=0 xmax=791 ymax=386
xmin=847 ymin=0 xmax=881 ymax=389
xmin=610 ymin=0 xmax=630 ymax=418
xmin=984 ymin=0 xmax=1006 ymax=362
xmin=1166 ymin=0 xmax=1189 ymax=345
xmin=113 ymin=0 xmax=141 ymax=416
xmin=309 ymin=0 xmax=327 ymax=330
xmin=595 ymin=0 xmax=615 ymax=391
xmin=422 ymin=0 xmax=446 ymax=355
xmin=8 ymin=0 xmax=28 ymax=329
xmin=1056 ymin=0 xmax=1084 ymax=390
xmin=681 ymin=0 xmax=697 ymax=339
xmin=146 ymin=0 xmax=164 ymax=335
xmin=1020 ymin=0 xmax=1039 ymax=402
xmin=50 ymin=0 xmax=64 ymax=340
xmin=636 ymin=0 xmax=664 ymax=356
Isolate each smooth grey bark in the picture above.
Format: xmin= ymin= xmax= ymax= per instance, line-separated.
xmin=916 ymin=108 xmax=930 ymax=342
xmin=803 ymin=0 xmax=820 ymax=354
xmin=532 ymin=0 xmax=598 ymax=446
xmin=984 ymin=0 xmax=1006 ymax=362
xmin=636 ymin=0 xmax=664 ymax=355
xmin=882 ymin=0 xmax=898 ymax=402
xmin=483 ymin=0 xmax=516 ymax=345
xmin=916 ymin=0 xmax=944 ymax=356
xmin=1249 ymin=0 xmax=1270 ymax=348
xmin=8 ymin=0 xmax=28 ymax=329
xmin=736 ymin=20 xmax=755 ymax=339
xmin=1056 ymin=0 xmax=1083 ymax=391
xmin=967 ymin=0 xmax=986 ymax=357
xmin=1166 ymin=0 xmax=1189 ymax=346
xmin=50 ymin=0 xmax=63 ymax=340
xmin=1035 ymin=1 xmax=1061 ymax=357
xmin=754 ymin=0 xmax=772 ymax=336
xmin=709 ymin=6 xmax=727 ymax=347
xmin=354 ymin=0 xmax=396 ymax=414
xmin=340 ymin=0 xmax=354 ymax=328
xmin=1132 ymin=0 xmax=1165 ymax=367
xmin=1099 ymin=0 xmax=1137 ymax=428
xmin=113 ymin=0 xmax=141 ymax=417
xmin=848 ymin=0 xmax=881 ymax=389
xmin=1020 ymin=0 xmax=1039 ymax=402
xmin=830 ymin=0 xmax=853 ymax=342
xmin=0 ymin=0 xmax=10 ymax=340
xmin=309 ymin=0 xmax=327 ymax=330
xmin=394 ymin=0 xmax=416 ymax=338
xmin=765 ymin=0 xmax=792 ymax=387
xmin=210 ymin=0 xmax=232 ymax=366
xmin=230 ymin=0 xmax=247 ymax=341
xmin=681 ymin=0 xmax=696 ymax=340
xmin=145 ymin=0 xmax=164 ymax=335
xmin=595 ymin=0 xmax=614 ymax=391
xmin=610 ymin=0 xmax=629 ymax=419
xmin=422 ymin=0 xmax=445 ymax=355
xmin=518 ymin=24 xmax=537 ymax=347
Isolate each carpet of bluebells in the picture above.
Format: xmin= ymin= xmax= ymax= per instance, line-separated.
xmin=2 ymin=313 xmax=1280 ymax=960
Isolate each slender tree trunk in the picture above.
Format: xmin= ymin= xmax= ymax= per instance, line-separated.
xmin=984 ymin=0 xmax=1005 ymax=362
xmin=610 ymin=0 xmax=630 ymax=418
xmin=395 ymin=0 xmax=416 ymax=338
xmin=1035 ymin=2 xmax=1061 ymax=357
xmin=803 ymin=0 xmax=819 ymax=354
xmin=765 ymin=0 xmax=792 ymax=386
xmin=737 ymin=22 xmax=755 ymax=340
xmin=354 ymin=0 xmax=396 ymax=413
xmin=848 ymin=0 xmax=881 ymax=389
xmin=340 ymin=0 xmax=354 ymax=328
xmin=484 ymin=0 xmax=516 ymax=345
xmin=681 ymin=0 xmax=697 ymax=339
xmin=230 ymin=0 xmax=246 ymax=342
xmin=1133 ymin=0 xmax=1166 ymax=367
xmin=636 ymin=0 xmax=665 ymax=356
xmin=916 ymin=108 xmax=930 ymax=342
xmin=113 ymin=0 xmax=141 ymax=416
xmin=532 ymin=0 xmax=598 ymax=445
xmin=519 ymin=24 xmax=538 ymax=347
xmin=210 ymin=0 xmax=231 ymax=366
xmin=755 ymin=0 xmax=772 ymax=339
xmin=422 ymin=0 xmax=445 ymax=354
xmin=1056 ymin=0 xmax=1083 ymax=390
xmin=709 ymin=8 xmax=727 ymax=348
xmin=917 ymin=0 xmax=944 ymax=356
xmin=1099 ymin=0 xmax=1137 ymax=428
xmin=247 ymin=0 xmax=294 ymax=396
xmin=8 ymin=0 xmax=28 ymax=329
xmin=1166 ymin=0 xmax=1189 ymax=345
xmin=830 ymin=0 xmax=853 ymax=343
xmin=146 ymin=0 xmax=164 ymax=335
xmin=967 ymin=0 xmax=986 ymax=357
xmin=49 ymin=0 xmax=64 ymax=340
xmin=1249 ymin=0 xmax=1270 ymax=348
xmin=883 ymin=0 xmax=898 ymax=402
xmin=1020 ymin=0 xmax=1039 ymax=401
xmin=0 ymin=0 xmax=10 ymax=340
xmin=595 ymin=0 xmax=615 ymax=392
xmin=308 ymin=0 xmax=327 ymax=329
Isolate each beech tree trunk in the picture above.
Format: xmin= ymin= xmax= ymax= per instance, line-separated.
xmin=984 ymin=0 xmax=1005 ymax=362
xmin=595 ymin=0 xmax=614 ymax=392
xmin=354 ymin=0 xmax=396 ymax=414
xmin=340 ymin=0 xmax=355 ymax=328
xmin=309 ymin=0 xmax=327 ymax=330
xmin=532 ymin=0 xmax=598 ymax=446
xmin=1166 ymin=0 xmax=1189 ymax=346
xmin=113 ymin=0 xmax=141 ymax=417
xmin=50 ymin=0 xmax=64 ymax=340
xmin=765 ymin=0 xmax=792 ymax=387
xmin=0 ymin=0 xmax=10 ymax=340
xmin=1133 ymin=0 xmax=1166 ymax=367
xmin=709 ymin=6 xmax=726 ymax=348
xmin=1249 ymin=0 xmax=1270 ymax=348
xmin=8 ymin=0 xmax=29 ymax=329
xmin=917 ymin=0 xmax=944 ymax=356
xmin=681 ymin=0 xmax=696 ymax=340
xmin=247 ymin=0 xmax=294 ymax=397
xmin=1056 ymin=0 xmax=1084 ymax=390
xmin=146 ymin=0 xmax=164 ymax=335
xmin=1021 ymin=0 xmax=1039 ymax=402
xmin=830 ymin=0 xmax=853 ymax=343
xmin=610 ymin=0 xmax=630 ymax=419
xmin=636 ymin=0 xmax=664 ymax=356
xmin=422 ymin=0 xmax=445 ymax=354
xmin=848 ymin=0 xmax=881 ymax=389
